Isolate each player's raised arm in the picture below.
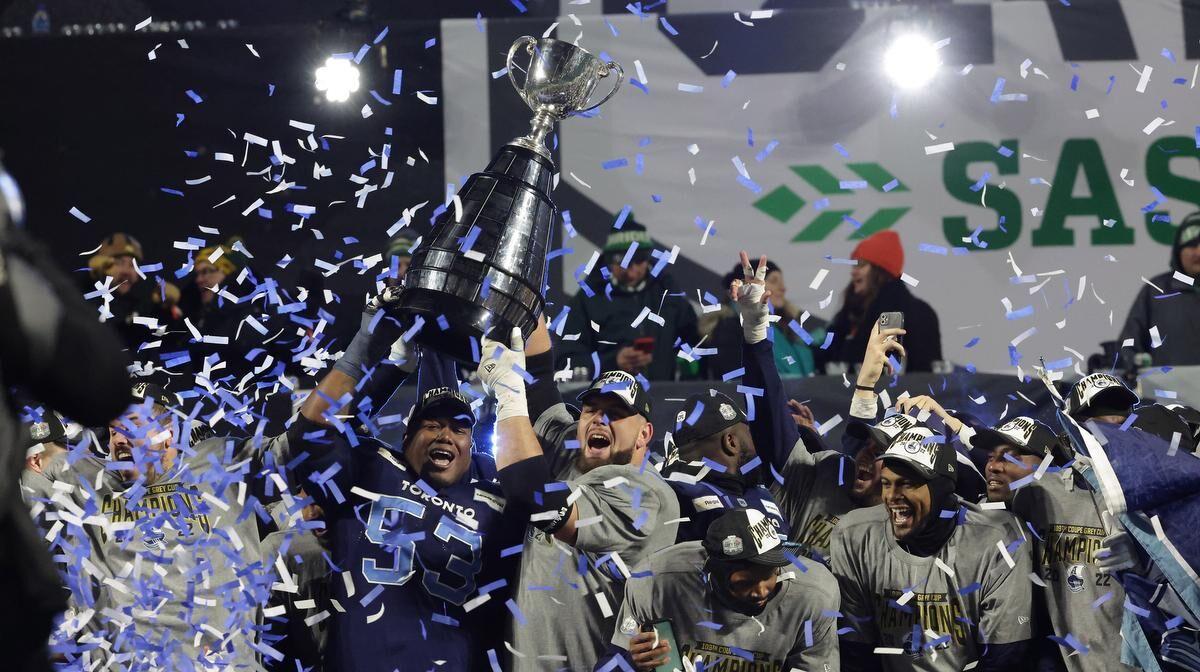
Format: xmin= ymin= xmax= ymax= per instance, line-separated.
xmin=737 ymin=251 xmax=799 ymax=474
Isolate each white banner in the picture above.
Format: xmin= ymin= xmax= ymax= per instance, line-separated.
xmin=444 ymin=1 xmax=1199 ymax=374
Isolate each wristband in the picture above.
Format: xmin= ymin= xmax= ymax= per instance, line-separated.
xmin=855 ymin=384 xmax=875 ymax=392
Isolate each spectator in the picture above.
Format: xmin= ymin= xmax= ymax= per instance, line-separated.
xmin=698 ymin=260 xmax=824 ymax=378
xmin=559 ymin=219 xmax=699 ymax=381
xmin=830 ymin=428 xmax=1033 ymax=670
xmin=86 ymin=232 xmax=180 ymax=349
xmin=262 ymin=489 xmax=332 ymax=672
xmin=817 ymin=230 xmax=942 ymax=373
xmin=600 ymin=509 xmax=840 ymax=672
xmin=178 ymin=240 xmax=248 ymax=338
xmin=384 ymin=235 xmax=415 ymax=286
xmin=1118 ymin=211 xmax=1200 ymax=367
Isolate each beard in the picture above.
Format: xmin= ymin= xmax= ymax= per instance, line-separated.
xmin=574 ymin=442 xmax=635 ymax=473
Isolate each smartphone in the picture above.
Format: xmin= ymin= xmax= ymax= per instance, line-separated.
xmin=633 ymin=336 xmax=656 ymax=354
xmin=640 ymin=619 xmax=686 ymax=672
xmin=879 ymin=311 xmax=905 ymax=344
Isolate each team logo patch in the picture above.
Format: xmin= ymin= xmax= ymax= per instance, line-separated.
xmin=1066 ymin=564 xmax=1087 ymax=593
xmin=722 ymin=534 xmax=744 ymax=556
xmin=719 ymin=403 xmax=737 ymax=421
xmin=676 ymin=410 xmax=687 ymax=424
xmin=30 ymin=422 xmax=50 ymax=441
xmin=620 ymin=616 xmax=639 ymax=636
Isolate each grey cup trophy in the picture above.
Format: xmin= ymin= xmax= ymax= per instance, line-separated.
xmin=396 ymin=37 xmax=623 ymax=362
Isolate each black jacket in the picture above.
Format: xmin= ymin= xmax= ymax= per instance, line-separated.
xmin=1117 ymin=222 xmax=1200 ymax=367
xmin=818 ymin=279 xmax=942 ymax=373
xmin=558 ymin=271 xmax=699 ymax=381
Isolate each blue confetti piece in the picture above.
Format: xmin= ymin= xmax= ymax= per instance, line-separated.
xmin=372 ymin=26 xmax=389 ymax=44
xmin=601 ymin=158 xmax=629 ymax=170
xmin=1091 ymin=591 xmax=1113 ymax=609
xmin=1070 ymin=74 xmax=1079 ymax=91
xmin=722 ymin=367 xmax=745 ymax=382
xmin=160 ymin=187 xmax=183 ymax=197
xmin=613 ymin=204 xmax=632 ymax=230
xmin=739 ymin=456 xmax=762 ymax=474
xmin=1162 ymin=47 xmax=1177 ymax=63
xmin=1006 ymin=305 xmax=1034 ymax=320
xmin=721 ymin=70 xmax=736 ymax=88
xmin=918 ymin=243 xmax=948 ymax=255
xmin=833 ymin=143 xmax=849 ymax=157
xmin=747 ymin=127 xmax=754 ymax=147
xmin=839 ymin=180 xmax=868 ymax=190
xmin=755 ymin=140 xmax=779 ymax=162
xmin=1106 ymin=75 xmax=1116 ymax=94
xmin=958 ymin=582 xmax=982 ymax=595
xmin=185 ymin=89 xmax=203 ymax=104
xmin=989 ymin=77 xmax=1006 ymax=103
xmin=820 ymin=331 xmax=835 ymax=350
xmin=359 ymin=584 xmax=385 ymax=607
xmin=813 ymin=197 xmax=830 ymax=211
xmin=268 ymin=83 xmax=275 ymax=96
xmin=629 ymin=78 xmax=649 ymax=94
xmin=660 ymin=17 xmax=679 ymax=36
xmin=369 ymin=90 xmax=392 ymax=106
xmin=997 ymin=145 xmax=1015 ymax=158
xmin=175 ymin=113 xmax=185 ymax=127
xmin=882 ymin=178 xmax=899 ymax=192
xmin=736 ymin=175 xmax=762 ymax=194
xmin=392 ymin=69 xmax=403 ymax=95
xmin=964 ymin=337 xmax=980 ymax=348
xmin=424 ymin=38 xmax=437 ymax=49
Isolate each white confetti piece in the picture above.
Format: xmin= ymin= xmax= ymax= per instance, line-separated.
xmin=68 ymin=207 xmax=91 ymax=223
xmin=1143 ymin=117 xmax=1171 ymax=134
xmin=1085 ymin=108 xmax=1099 ymax=119
xmin=900 ymin=273 xmax=919 ymax=287
xmin=1172 ymin=271 xmax=1195 ymax=286
xmin=996 ymin=540 xmax=1016 ymax=568
xmin=1149 ymin=326 xmax=1164 ymax=349
xmin=135 ymin=16 xmax=152 ymax=31
xmin=1133 ymin=64 xmax=1153 ymax=92
xmin=924 ymin=142 xmax=955 ymax=155
xmin=246 ymin=44 xmax=260 ymax=58
xmin=809 ymin=268 xmax=829 ymax=290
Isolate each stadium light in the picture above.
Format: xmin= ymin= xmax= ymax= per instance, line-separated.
xmin=883 ymin=33 xmax=941 ymax=90
xmin=314 ymin=57 xmax=360 ymax=102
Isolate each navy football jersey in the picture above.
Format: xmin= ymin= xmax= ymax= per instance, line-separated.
xmin=662 ymin=464 xmax=790 ymax=544
xmin=296 ymin=429 xmax=521 ymax=671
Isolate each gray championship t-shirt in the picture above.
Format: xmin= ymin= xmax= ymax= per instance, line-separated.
xmin=1011 ymin=471 xmax=1134 ymax=671
xmin=772 ymin=431 xmax=857 ymax=564
xmin=509 ymin=403 xmax=680 ymax=671
xmin=612 ymin=541 xmax=840 ymax=672
xmin=41 ymin=433 xmax=291 ymax=670
xmin=830 ymin=501 xmax=1033 ymax=671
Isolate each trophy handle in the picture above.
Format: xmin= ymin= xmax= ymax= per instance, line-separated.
xmin=506 ymin=36 xmax=537 ymax=107
xmin=576 ymin=61 xmax=625 ymax=115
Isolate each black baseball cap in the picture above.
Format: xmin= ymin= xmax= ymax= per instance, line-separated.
xmin=409 ymin=386 xmax=476 ymax=430
xmin=1065 ymin=373 xmax=1139 ymax=418
xmin=846 ymin=412 xmax=924 ymax=449
xmin=972 ymin=416 xmax=1059 ymax=457
xmin=25 ymin=413 xmax=67 ymax=456
xmin=1131 ymin=404 xmax=1197 ymax=452
xmin=1166 ymin=403 xmax=1200 ymax=442
xmin=702 ymin=509 xmax=789 ymax=567
xmin=577 ymin=371 xmax=652 ymax=419
xmin=672 ymin=392 xmax=746 ymax=447
xmin=130 ymin=381 xmax=178 ymax=410
xmin=878 ymin=427 xmax=957 ymax=481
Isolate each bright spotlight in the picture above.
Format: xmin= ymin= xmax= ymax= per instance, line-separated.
xmin=314 ymin=57 xmax=360 ymax=102
xmin=883 ymin=34 xmax=941 ymax=90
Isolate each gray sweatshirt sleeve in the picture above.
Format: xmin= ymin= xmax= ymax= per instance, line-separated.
xmin=978 ymin=523 xmax=1035 ymax=645
xmin=572 ymin=465 xmax=679 ymax=558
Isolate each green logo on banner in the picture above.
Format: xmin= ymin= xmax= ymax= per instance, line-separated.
xmin=754 ymin=163 xmax=910 ymax=242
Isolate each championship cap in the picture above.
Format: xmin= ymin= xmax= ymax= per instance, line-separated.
xmin=703 ymin=509 xmax=789 ymax=567
xmin=25 ymin=413 xmax=67 ymax=458
xmin=409 ymin=386 xmax=476 ymax=429
xmin=971 ymin=416 xmax=1059 ymax=457
xmin=878 ymin=427 xmax=957 ymax=482
xmin=1130 ymin=404 xmax=1197 ymax=453
xmin=672 ymin=391 xmax=746 ymax=447
xmin=1064 ymin=373 xmax=1139 ymax=418
xmin=131 ymin=382 xmax=178 ymax=410
xmin=846 ymin=411 xmax=923 ymax=450
xmin=577 ymin=370 xmax=652 ymax=419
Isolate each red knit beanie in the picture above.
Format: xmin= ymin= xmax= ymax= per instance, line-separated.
xmin=850 ymin=230 xmax=904 ymax=279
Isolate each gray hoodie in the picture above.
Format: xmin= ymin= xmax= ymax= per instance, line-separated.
xmin=41 ymin=433 xmax=290 ymax=671
xmin=1118 ymin=214 xmax=1200 ymax=366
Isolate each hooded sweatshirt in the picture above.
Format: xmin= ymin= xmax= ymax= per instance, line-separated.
xmin=1118 ymin=217 xmax=1200 ymax=366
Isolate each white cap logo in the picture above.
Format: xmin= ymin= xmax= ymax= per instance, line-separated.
xmin=30 ymin=422 xmax=50 ymax=441
xmin=722 ymin=534 xmax=744 ymax=556
xmin=719 ymin=403 xmax=737 ymax=421
xmin=676 ymin=410 xmax=687 ymax=424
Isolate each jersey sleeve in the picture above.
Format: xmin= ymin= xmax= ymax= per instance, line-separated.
xmin=977 ymin=523 xmax=1035 ymax=645
xmin=285 ymin=418 xmax=360 ymax=512
xmin=829 ymin=523 xmax=875 ymax=645
xmin=610 ymin=559 xmax=657 ymax=651
xmin=532 ymin=401 xmax=580 ymax=479
xmin=786 ymin=568 xmax=843 ymax=672
xmin=572 ymin=465 xmax=678 ymax=558
xmin=742 ymin=339 xmax=800 ymax=475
